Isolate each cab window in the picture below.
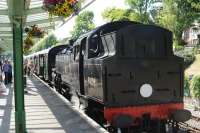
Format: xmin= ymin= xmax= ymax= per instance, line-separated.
xmin=88 ymin=34 xmax=104 ymax=58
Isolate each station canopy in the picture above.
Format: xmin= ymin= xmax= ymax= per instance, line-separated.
xmin=0 ymin=0 xmax=96 ymax=52
xmin=0 ymin=0 xmax=71 ymax=50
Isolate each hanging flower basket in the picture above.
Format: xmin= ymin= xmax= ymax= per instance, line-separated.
xmin=24 ymin=36 xmax=34 ymax=47
xmin=43 ymin=0 xmax=80 ymax=18
xmin=25 ymin=25 xmax=45 ymax=38
xmin=0 ymin=47 xmax=4 ymax=53
xmin=23 ymin=36 xmax=34 ymax=53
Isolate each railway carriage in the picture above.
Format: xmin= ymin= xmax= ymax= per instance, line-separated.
xmin=25 ymin=45 xmax=67 ymax=81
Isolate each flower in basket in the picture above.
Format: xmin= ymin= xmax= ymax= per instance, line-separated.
xmin=43 ymin=0 xmax=81 ymax=18
xmin=24 ymin=36 xmax=34 ymax=47
xmin=23 ymin=36 xmax=34 ymax=53
xmin=25 ymin=25 xmax=45 ymax=38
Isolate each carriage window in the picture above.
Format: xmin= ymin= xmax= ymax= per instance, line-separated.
xmin=74 ymin=45 xmax=80 ymax=61
xmin=61 ymin=49 xmax=67 ymax=54
xmin=81 ymin=38 xmax=86 ymax=56
xmin=60 ymin=48 xmax=72 ymax=55
xmin=39 ymin=56 xmax=44 ymax=66
xmin=67 ymin=49 xmax=72 ymax=55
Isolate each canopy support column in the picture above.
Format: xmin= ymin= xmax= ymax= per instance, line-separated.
xmin=13 ymin=16 xmax=27 ymax=133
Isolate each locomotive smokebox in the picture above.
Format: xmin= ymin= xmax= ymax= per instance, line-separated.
xmin=171 ymin=109 xmax=191 ymax=122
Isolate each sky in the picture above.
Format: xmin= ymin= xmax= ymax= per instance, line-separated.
xmin=54 ymin=0 xmax=128 ymax=40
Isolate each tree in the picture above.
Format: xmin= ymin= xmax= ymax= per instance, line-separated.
xmin=29 ymin=34 xmax=58 ymax=53
xmin=70 ymin=11 xmax=95 ymax=40
xmin=102 ymin=7 xmax=152 ymax=23
xmin=102 ymin=8 xmax=131 ymax=22
xmin=125 ymin=0 xmax=155 ymax=23
xmin=157 ymin=0 xmax=176 ymax=32
xmin=191 ymin=75 xmax=200 ymax=98
xmin=102 ymin=8 xmax=146 ymax=23
xmin=184 ymin=76 xmax=191 ymax=97
xmin=175 ymin=0 xmax=199 ymax=43
xmin=187 ymin=0 xmax=200 ymax=11
xmin=45 ymin=34 xmax=58 ymax=48
xmin=125 ymin=0 xmax=153 ymax=14
xmin=157 ymin=0 xmax=200 ymax=46
xmin=102 ymin=0 xmax=160 ymax=24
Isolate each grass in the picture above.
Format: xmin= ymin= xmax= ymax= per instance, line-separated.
xmin=185 ymin=54 xmax=200 ymax=76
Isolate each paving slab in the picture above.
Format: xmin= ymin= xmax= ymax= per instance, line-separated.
xmin=0 ymin=77 xmax=107 ymax=133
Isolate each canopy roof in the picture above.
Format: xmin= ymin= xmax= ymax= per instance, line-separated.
xmin=0 ymin=0 xmax=65 ymax=50
xmin=0 ymin=0 xmax=96 ymax=52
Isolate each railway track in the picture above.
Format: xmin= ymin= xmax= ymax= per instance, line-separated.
xmin=179 ymin=115 xmax=200 ymax=133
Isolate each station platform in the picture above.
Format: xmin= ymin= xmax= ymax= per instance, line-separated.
xmin=0 ymin=76 xmax=108 ymax=133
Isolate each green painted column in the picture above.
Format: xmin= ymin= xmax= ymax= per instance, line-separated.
xmin=13 ymin=17 xmax=27 ymax=133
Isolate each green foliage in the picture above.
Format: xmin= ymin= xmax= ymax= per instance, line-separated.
xmin=175 ymin=48 xmax=196 ymax=68
xmin=184 ymin=54 xmax=196 ymax=68
xmin=191 ymin=75 xmax=200 ymax=98
xmin=102 ymin=0 xmax=199 ymax=49
xmin=187 ymin=0 xmax=200 ymax=11
xmin=173 ymin=40 xmax=184 ymax=51
xmin=184 ymin=76 xmax=191 ymax=97
xmin=102 ymin=0 xmax=156 ymax=24
xmin=157 ymin=0 xmax=200 ymax=46
xmin=125 ymin=0 xmax=153 ymax=14
xmin=125 ymin=0 xmax=154 ymax=23
xmin=30 ymin=34 xmax=58 ymax=53
xmin=102 ymin=8 xmax=131 ymax=22
xmin=70 ymin=11 xmax=95 ymax=40
xmin=44 ymin=34 xmax=57 ymax=48
xmin=102 ymin=8 xmax=151 ymax=23
xmin=157 ymin=0 xmax=176 ymax=32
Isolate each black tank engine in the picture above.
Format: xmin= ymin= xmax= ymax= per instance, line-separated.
xmin=26 ymin=21 xmax=191 ymax=133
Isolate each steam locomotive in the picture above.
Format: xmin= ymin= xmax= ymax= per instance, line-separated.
xmin=26 ymin=21 xmax=191 ymax=133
